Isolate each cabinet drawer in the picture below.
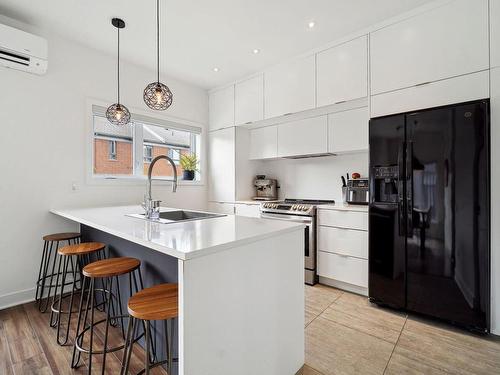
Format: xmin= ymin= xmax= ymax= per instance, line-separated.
xmin=317 ymin=209 xmax=368 ymax=231
xmin=318 ymin=226 xmax=368 ymax=259
xmin=318 ymin=251 xmax=368 ymax=288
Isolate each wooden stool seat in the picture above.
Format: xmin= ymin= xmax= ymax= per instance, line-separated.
xmin=42 ymin=232 xmax=81 ymax=242
xmin=82 ymin=257 xmax=140 ymax=278
xmin=128 ymin=283 xmax=178 ymax=321
xmin=58 ymin=242 xmax=106 ymax=256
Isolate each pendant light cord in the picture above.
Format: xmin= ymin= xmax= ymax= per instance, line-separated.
xmin=117 ymin=26 xmax=121 ymax=104
xmin=156 ymin=0 xmax=160 ymax=83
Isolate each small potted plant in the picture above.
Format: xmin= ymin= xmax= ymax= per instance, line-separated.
xmin=180 ymin=153 xmax=199 ymax=181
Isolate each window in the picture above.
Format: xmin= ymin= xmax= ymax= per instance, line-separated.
xmin=92 ymin=105 xmax=201 ymax=181
xmin=93 ymin=115 xmax=133 ymax=175
xmin=108 ymin=141 xmax=117 ymax=160
xmin=144 ymin=145 xmax=153 ymax=163
xmin=168 ymin=148 xmax=180 ymax=164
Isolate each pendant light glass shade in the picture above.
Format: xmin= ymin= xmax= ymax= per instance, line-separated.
xmin=144 ymin=0 xmax=173 ymax=110
xmin=107 ymin=18 xmax=131 ymax=126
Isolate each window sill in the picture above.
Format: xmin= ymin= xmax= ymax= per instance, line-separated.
xmin=88 ymin=175 xmax=204 ymax=187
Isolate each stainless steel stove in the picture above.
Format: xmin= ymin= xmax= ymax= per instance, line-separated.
xmin=260 ymin=199 xmax=335 ymax=285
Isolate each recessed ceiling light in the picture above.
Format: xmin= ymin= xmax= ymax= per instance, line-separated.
xmin=213 ymin=67 xmax=219 ymax=72
xmin=308 ymin=21 xmax=315 ymax=29
xmin=252 ymin=49 xmax=260 ymax=54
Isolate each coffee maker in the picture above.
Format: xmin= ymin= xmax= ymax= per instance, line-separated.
xmin=253 ymin=175 xmax=278 ymax=201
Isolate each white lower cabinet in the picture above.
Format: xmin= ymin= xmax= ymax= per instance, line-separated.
xmin=318 ymin=209 xmax=368 ymax=231
xmin=207 ymin=202 xmax=235 ymax=215
xmin=234 ymin=203 xmax=261 ymax=218
xmin=318 ymin=251 xmax=368 ymax=289
xmin=317 ymin=208 xmax=369 ymax=294
xmin=318 ymin=226 xmax=368 ymax=259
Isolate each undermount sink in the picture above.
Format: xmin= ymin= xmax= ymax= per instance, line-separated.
xmin=127 ymin=210 xmax=226 ymax=224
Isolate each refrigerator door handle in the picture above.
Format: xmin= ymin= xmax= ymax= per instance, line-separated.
xmin=397 ymin=142 xmax=405 ymax=236
xmin=406 ymin=141 xmax=414 ymax=235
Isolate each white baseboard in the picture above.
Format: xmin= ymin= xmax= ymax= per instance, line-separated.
xmin=318 ymin=276 xmax=368 ymax=296
xmin=0 ymin=287 xmax=36 ymax=310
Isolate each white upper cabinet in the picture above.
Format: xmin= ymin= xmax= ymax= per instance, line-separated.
xmin=277 ymin=116 xmax=328 ymax=158
xmin=235 ymin=75 xmax=264 ymax=125
xmin=209 ymin=85 xmax=235 ymax=131
xmin=208 ymin=127 xmax=235 ymax=202
xmin=249 ymin=126 xmax=278 ymax=160
xmin=370 ymin=0 xmax=489 ymax=95
xmin=316 ymin=36 xmax=368 ymax=106
xmin=492 ymin=0 xmax=500 ymax=69
xmin=264 ymin=55 xmax=316 ymax=119
xmin=328 ymin=107 xmax=369 ymax=154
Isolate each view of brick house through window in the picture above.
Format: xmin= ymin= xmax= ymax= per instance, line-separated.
xmin=93 ymin=112 xmax=200 ymax=180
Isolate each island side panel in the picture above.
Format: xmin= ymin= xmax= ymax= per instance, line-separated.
xmin=81 ymin=225 xmax=179 ymax=374
xmin=178 ymin=228 xmax=304 ymax=375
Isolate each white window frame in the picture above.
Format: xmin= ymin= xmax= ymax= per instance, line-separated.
xmin=86 ymin=99 xmax=205 ymax=186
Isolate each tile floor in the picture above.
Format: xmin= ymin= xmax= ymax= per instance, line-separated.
xmin=302 ymin=284 xmax=500 ymax=375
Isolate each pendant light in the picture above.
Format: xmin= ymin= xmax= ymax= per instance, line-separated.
xmin=106 ymin=18 xmax=131 ymax=126
xmin=143 ymin=0 xmax=173 ymax=110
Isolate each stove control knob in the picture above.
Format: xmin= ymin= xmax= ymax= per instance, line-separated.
xmin=302 ymin=206 xmax=308 ymax=211
xmin=292 ymin=205 xmax=297 ymax=210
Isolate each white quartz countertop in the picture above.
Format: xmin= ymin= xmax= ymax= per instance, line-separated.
xmin=317 ymin=203 xmax=369 ymax=212
xmin=50 ymin=205 xmax=304 ymax=261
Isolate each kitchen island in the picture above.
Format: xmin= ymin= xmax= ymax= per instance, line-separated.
xmin=51 ymin=205 xmax=305 ymax=375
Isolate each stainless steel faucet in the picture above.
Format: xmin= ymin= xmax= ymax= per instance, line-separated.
xmin=143 ymin=155 xmax=178 ymax=219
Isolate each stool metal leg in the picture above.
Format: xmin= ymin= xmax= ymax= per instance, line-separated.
xmin=71 ymin=276 xmax=90 ymax=368
xmin=145 ymin=320 xmax=151 ymax=375
xmin=88 ymin=278 xmax=95 ymax=375
xmin=54 ymin=254 xmax=81 ymax=345
xmin=120 ymin=316 xmax=134 ymax=375
xmin=39 ymin=240 xmax=57 ymax=312
xmin=168 ymin=319 xmax=174 ymax=375
xmin=122 ymin=317 xmax=136 ymax=375
xmin=35 ymin=241 xmax=49 ymax=304
xmin=101 ymin=276 xmax=113 ymax=375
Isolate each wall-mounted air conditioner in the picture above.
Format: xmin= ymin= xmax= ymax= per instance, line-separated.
xmin=0 ymin=23 xmax=48 ymax=75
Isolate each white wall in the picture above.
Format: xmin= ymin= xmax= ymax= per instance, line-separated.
xmin=0 ymin=17 xmax=208 ymax=308
xmin=258 ymin=153 xmax=368 ymax=202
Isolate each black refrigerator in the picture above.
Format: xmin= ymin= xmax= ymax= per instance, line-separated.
xmin=368 ymin=99 xmax=490 ymax=333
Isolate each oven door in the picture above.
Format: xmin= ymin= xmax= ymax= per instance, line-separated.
xmin=260 ymin=212 xmax=316 ymax=285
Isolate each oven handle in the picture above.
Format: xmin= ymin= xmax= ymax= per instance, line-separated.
xmin=260 ymin=212 xmax=313 ymax=224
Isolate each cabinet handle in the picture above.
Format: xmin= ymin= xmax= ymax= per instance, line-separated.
xmin=334 ymin=100 xmax=347 ymax=105
xmin=415 ymin=81 xmax=432 ymax=87
xmin=283 ymin=112 xmax=293 ymax=116
xmin=245 ymin=121 xmax=253 ymax=125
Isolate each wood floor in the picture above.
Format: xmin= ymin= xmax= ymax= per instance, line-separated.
xmin=0 ymin=301 xmax=167 ymax=375
xmin=302 ymin=285 xmax=500 ymax=375
xmin=1 ymin=286 xmax=500 ymax=375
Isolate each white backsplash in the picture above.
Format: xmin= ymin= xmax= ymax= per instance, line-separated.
xmin=258 ymin=152 xmax=369 ymax=202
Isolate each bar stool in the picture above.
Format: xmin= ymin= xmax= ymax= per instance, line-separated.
xmin=121 ymin=283 xmax=178 ymax=375
xmin=50 ymin=242 xmax=107 ymax=345
xmin=71 ymin=257 xmax=147 ymax=374
xmin=36 ymin=232 xmax=81 ymax=312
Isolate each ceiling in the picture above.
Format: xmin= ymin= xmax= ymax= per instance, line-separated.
xmin=0 ymin=0 xmax=434 ymax=89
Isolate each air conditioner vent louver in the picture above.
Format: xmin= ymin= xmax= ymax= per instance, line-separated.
xmin=0 ymin=49 xmax=30 ymax=66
